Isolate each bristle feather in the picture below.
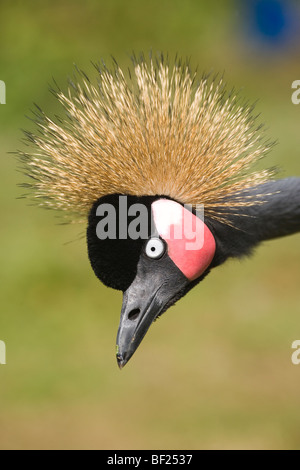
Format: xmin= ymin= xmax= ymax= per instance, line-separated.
xmin=18 ymin=55 xmax=275 ymax=223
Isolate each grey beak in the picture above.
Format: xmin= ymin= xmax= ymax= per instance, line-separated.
xmin=116 ymin=254 xmax=188 ymax=368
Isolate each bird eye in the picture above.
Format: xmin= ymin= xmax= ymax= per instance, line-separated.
xmin=145 ymin=238 xmax=166 ymax=259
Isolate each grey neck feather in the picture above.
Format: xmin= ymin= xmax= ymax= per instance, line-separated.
xmin=208 ymin=178 xmax=300 ymax=267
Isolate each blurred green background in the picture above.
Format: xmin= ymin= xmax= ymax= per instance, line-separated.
xmin=1 ymin=0 xmax=300 ymax=450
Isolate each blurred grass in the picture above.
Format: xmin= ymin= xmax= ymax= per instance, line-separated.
xmin=0 ymin=0 xmax=300 ymax=450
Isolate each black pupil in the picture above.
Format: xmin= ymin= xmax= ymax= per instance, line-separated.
xmin=151 ymin=246 xmax=156 ymax=252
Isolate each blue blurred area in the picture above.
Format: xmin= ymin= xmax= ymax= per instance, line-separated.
xmin=253 ymin=0 xmax=287 ymax=40
xmin=241 ymin=0 xmax=300 ymax=52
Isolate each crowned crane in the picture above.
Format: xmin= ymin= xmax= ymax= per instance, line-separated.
xmin=19 ymin=55 xmax=300 ymax=368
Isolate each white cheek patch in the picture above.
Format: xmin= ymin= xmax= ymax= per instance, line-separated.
xmin=152 ymin=199 xmax=216 ymax=281
xmin=152 ymin=199 xmax=184 ymax=239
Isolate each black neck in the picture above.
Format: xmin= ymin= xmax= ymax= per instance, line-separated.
xmin=208 ymin=178 xmax=300 ymax=268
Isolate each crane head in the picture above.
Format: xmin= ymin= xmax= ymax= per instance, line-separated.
xmin=87 ymin=194 xmax=216 ymax=367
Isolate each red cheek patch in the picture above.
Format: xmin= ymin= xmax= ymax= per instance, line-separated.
xmin=152 ymin=199 xmax=216 ymax=281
